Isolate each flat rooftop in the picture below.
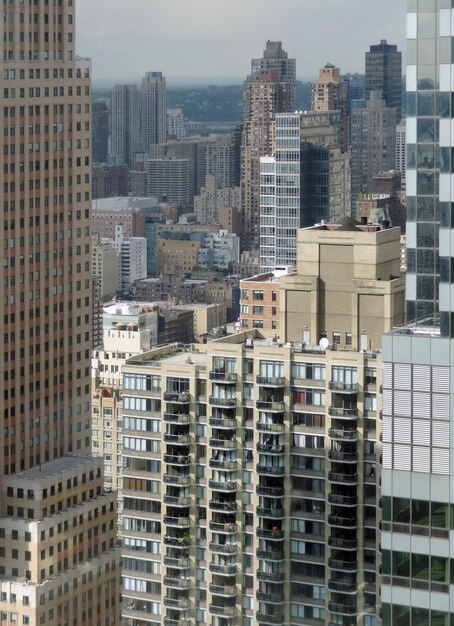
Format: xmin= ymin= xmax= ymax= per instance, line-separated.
xmin=92 ymin=197 xmax=158 ymax=212
xmin=4 ymin=456 xmax=98 ymax=484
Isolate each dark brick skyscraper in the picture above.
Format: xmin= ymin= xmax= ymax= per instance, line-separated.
xmin=365 ymin=39 xmax=402 ymax=122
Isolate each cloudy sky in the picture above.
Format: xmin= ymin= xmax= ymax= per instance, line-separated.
xmin=77 ymin=0 xmax=406 ymax=85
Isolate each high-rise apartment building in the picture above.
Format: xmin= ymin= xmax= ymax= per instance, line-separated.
xmin=365 ymin=39 xmax=402 ymax=122
xmin=92 ymin=100 xmax=109 ymax=163
xmin=312 ymin=63 xmax=350 ymax=153
xmin=111 ymin=83 xmax=140 ymax=168
xmin=260 ymin=112 xmax=350 ymax=272
xmin=141 ymin=71 xmax=167 ymax=152
xmin=120 ymin=220 xmax=405 ymax=626
xmin=395 ymin=120 xmax=406 ymax=191
xmin=381 ymin=3 xmax=454 ymax=624
xmin=0 ymin=1 xmax=120 ymax=623
xmin=240 ymin=42 xmax=296 ymax=251
xmin=351 ymin=91 xmax=397 ymax=216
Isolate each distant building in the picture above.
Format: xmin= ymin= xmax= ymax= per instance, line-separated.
xmin=167 ymin=107 xmax=185 ymax=140
xmin=129 ymin=169 xmax=147 ymax=197
xmin=110 ymin=225 xmax=147 ymax=290
xmin=146 ymin=158 xmax=191 ymax=208
xmin=92 ymin=100 xmax=109 ymax=163
xmin=92 ymin=236 xmax=120 ymax=300
xmin=241 ymin=41 xmax=296 ymax=251
xmin=312 ymin=63 xmax=350 ymax=153
xmin=219 ymin=205 xmax=240 ymax=236
xmin=351 ymin=91 xmax=396 ymax=215
xmin=233 ymin=249 xmax=261 ymax=278
xmin=240 ymin=268 xmax=295 ymax=335
xmin=158 ymin=308 xmax=194 ymax=345
xmin=92 ymin=162 xmax=129 ymax=199
xmin=194 ymin=174 xmax=240 ymax=225
xmin=92 ymin=196 xmax=158 ymax=239
xmin=396 ymin=120 xmax=406 ymax=190
xmin=175 ymin=302 xmax=228 ymax=337
xmin=111 ymin=83 xmax=140 ymax=167
xmin=365 ymin=39 xmax=402 ymax=121
xmin=141 ymin=71 xmax=167 ymax=150
xmin=197 ymin=230 xmax=240 ymax=271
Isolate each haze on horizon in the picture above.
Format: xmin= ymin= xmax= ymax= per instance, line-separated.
xmin=77 ymin=0 xmax=406 ymax=85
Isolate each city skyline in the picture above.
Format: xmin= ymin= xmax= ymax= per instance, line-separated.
xmin=77 ymin=0 xmax=406 ymax=83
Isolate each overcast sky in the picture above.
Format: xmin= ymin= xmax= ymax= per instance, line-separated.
xmin=77 ymin=0 xmax=406 ymax=85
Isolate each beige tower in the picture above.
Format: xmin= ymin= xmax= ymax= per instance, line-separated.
xmin=311 ymin=63 xmax=350 ymax=153
xmin=120 ymin=220 xmax=405 ymax=626
xmin=0 ymin=1 xmax=121 ymax=623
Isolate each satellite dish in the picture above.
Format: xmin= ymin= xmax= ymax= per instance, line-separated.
xmin=319 ymin=337 xmax=329 ymax=350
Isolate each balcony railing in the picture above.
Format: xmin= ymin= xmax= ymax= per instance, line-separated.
xmin=209 ymin=438 xmax=237 ymax=449
xmin=209 ymin=542 xmax=236 ymax=554
xmin=256 ymin=376 xmax=285 ymax=387
xmin=209 ymin=584 xmax=237 ymax=597
xmin=328 ymin=450 xmax=358 ymax=463
xmin=256 ymin=613 xmax=285 ymax=625
xmin=257 ymin=571 xmax=285 ymax=582
xmin=209 ymin=396 xmax=237 ymax=407
xmin=209 ymin=459 xmax=237 ymax=470
xmin=256 ymin=591 xmax=285 ymax=604
xmin=329 ymin=407 xmax=358 ymax=418
xmin=209 ymin=480 xmax=237 ymax=492
xmin=209 ymin=522 xmax=236 ymax=533
xmin=163 ymin=516 xmax=191 ymax=527
xmin=256 ymin=422 xmax=285 ymax=433
xmin=163 ymin=577 xmax=190 ymax=589
xmin=163 ymin=475 xmax=190 ymax=486
xmin=328 ymin=558 xmax=358 ymax=573
xmin=256 ymin=486 xmax=285 ymax=497
xmin=210 ymin=372 xmax=238 ymax=383
xmin=163 ymin=495 xmax=191 ymax=506
xmin=163 ymin=536 xmax=190 ymax=548
xmin=164 ymin=434 xmax=191 ymax=445
xmin=256 ymin=549 xmax=285 ymax=561
xmin=209 ymin=563 xmax=237 ymax=575
xmin=209 ymin=418 xmax=237 ymax=429
xmin=328 ymin=428 xmax=357 ymax=441
xmin=328 ymin=515 xmax=358 ymax=528
xmin=328 ymin=536 xmax=357 ymax=550
xmin=328 ymin=472 xmax=358 ymax=484
xmin=256 ymin=401 xmax=285 ymax=412
xmin=328 ymin=493 xmax=357 ymax=506
xmin=256 ymin=528 xmax=284 ymax=540
xmin=164 ymin=455 xmax=191 ymax=465
xmin=163 ymin=597 xmax=190 ymax=609
xmin=256 ymin=507 xmax=285 ymax=519
xmin=329 ymin=382 xmax=359 ymax=393
xmin=164 ymin=413 xmax=190 ymax=424
xmin=328 ymin=602 xmax=357 ymax=616
xmin=163 ymin=556 xmax=190 ymax=568
xmin=209 ymin=500 xmax=237 ymax=512
xmin=256 ymin=465 xmax=285 ymax=476
xmin=256 ymin=443 xmax=285 ymax=454
xmin=164 ymin=392 xmax=190 ymax=403
xmin=209 ymin=605 xmax=237 ymax=616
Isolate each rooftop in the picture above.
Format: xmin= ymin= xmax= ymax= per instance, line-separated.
xmin=4 ymin=456 xmax=98 ymax=484
xmin=92 ymin=196 xmax=158 ymax=212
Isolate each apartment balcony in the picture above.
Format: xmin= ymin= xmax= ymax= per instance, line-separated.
xmin=256 ymin=528 xmax=284 ymax=540
xmin=256 ymin=443 xmax=285 ymax=454
xmin=256 ymin=613 xmax=285 ymax=625
xmin=209 ymin=584 xmax=237 ymax=597
xmin=163 ymin=516 xmax=191 ymax=528
xmin=256 ymin=401 xmax=285 ymax=412
xmin=328 ymin=451 xmax=358 ymax=463
xmin=164 ymin=454 xmax=191 ymax=466
xmin=209 ymin=521 xmax=237 ymax=533
xmin=328 ymin=407 xmax=358 ymax=419
xmin=328 ymin=602 xmax=357 ymax=616
xmin=163 ymin=536 xmax=190 ymax=548
xmin=328 ymin=536 xmax=357 ymax=551
xmin=328 ymin=515 xmax=358 ymax=528
xmin=329 ymin=382 xmax=359 ymax=394
xmin=163 ymin=619 xmax=191 ymax=626
xmin=210 ymin=372 xmax=238 ymax=383
xmin=256 ymin=507 xmax=285 ymax=519
xmin=163 ymin=577 xmax=191 ymax=590
xmin=163 ymin=597 xmax=190 ymax=610
xmin=209 ymin=500 xmax=237 ymax=513
xmin=256 ymin=465 xmax=285 ymax=476
xmin=163 ymin=474 xmax=190 ymax=487
xmin=163 ymin=495 xmax=191 ymax=507
xmin=257 ymin=571 xmax=285 ymax=582
xmin=164 ymin=392 xmax=191 ymax=403
xmin=256 ymin=549 xmax=285 ymax=561
xmin=256 ymin=591 xmax=285 ymax=604
xmin=209 ymin=605 xmax=237 ymax=617
xmin=328 ymin=428 xmax=357 ymax=441
xmin=163 ymin=556 xmax=190 ymax=568
xmin=209 ymin=417 xmax=237 ymax=429
xmin=256 ymin=376 xmax=286 ymax=387
xmin=209 ymin=396 xmax=237 ymax=408
xmin=164 ymin=434 xmax=191 ymax=445
xmin=209 ymin=438 xmax=237 ymax=449
xmin=209 ymin=480 xmax=237 ymax=492
xmin=209 ymin=459 xmax=237 ymax=471
xmin=328 ymin=558 xmax=358 ymax=573
xmin=328 ymin=472 xmax=358 ymax=485
xmin=256 ymin=422 xmax=285 ymax=433
xmin=256 ymin=486 xmax=285 ymax=497
xmin=328 ymin=493 xmax=357 ymax=507
xmin=209 ymin=563 xmax=237 ymax=575
xmin=209 ymin=542 xmax=236 ymax=554
xmin=164 ymin=413 xmax=190 ymax=424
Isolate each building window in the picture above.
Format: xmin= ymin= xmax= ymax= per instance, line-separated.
xmin=252 ymin=290 xmax=264 ymax=300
